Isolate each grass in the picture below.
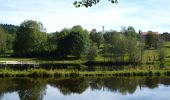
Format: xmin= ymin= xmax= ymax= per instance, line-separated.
xmin=0 ymin=56 xmax=85 ymax=64
xmin=1 ymin=41 xmax=170 ymax=65
xmin=0 ymin=69 xmax=170 ymax=78
xmin=0 ymin=41 xmax=170 ymax=77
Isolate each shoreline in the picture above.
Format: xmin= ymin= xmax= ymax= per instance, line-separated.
xmin=0 ymin=69 xmax=170 ymax=78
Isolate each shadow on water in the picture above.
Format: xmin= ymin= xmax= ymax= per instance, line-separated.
xmin=0 ymin=77 xmax=170 ymax=99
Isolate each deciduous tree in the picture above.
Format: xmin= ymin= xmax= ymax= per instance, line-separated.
xmin=14 ymin=20 xmax=48 ymax=56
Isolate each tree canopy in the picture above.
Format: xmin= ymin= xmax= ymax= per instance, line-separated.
xmin=57 ymin=25 xmax=89 ymax=57
xmin=0 ymin=24 xmax=18 ymax=34
xmin=74 ymin=0 xmax=118 ymax=8
xmin=14 ymin=20 xmax=48 ymax=56
xmin=145 ymin=31 xmax=158 ymax=48
xmin=90 ymin=31 xmax=104 ymax=48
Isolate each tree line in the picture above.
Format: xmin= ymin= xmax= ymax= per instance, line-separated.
xmin=0 ymin=20 xmax=164 ymax=63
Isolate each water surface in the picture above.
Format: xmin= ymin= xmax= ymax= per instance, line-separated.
xmin=0 ymin=77 xmax=170 ymax=100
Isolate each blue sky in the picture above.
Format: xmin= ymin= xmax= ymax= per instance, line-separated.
xmin=0 ymin=0 xmax=170 ymax=33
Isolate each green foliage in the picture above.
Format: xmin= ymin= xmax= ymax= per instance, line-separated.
xmin=73 ymin=0 xmax=118 ymax=8
xmin=0 ymin=26 xmax=6 ymax=54
xmin=127 ymin=37 xmax=141 ymax=63
xmin=0 ymin=21 xmax=166 ymax=65
xmin=68 ymin=25 xmax=89 ymax=57
xmin=90 ymin=31 xmax=104 ymax=48
xmin=0 ymin=24 xmax=17 ymax=52
xmin=0 ymin=24 xmax=18 ymax=34
xmin=6 ymin=34 xmax=15 ymax=52
xmin=103 ymin=31 xmax=117 ymax=44
xmin=86 ymin=46 xmax=97 ymax=61
xmin=111 ymin=34 xmax=127 ymax=62
xmin=122 ymin=26 xmax=137 ymax=37
xmin=103 ymin=32 xmax=127 ymax=62
xmin=47 ymin=32 xmax=59 ymax=52
xmin=14 ymin=20 xmax=48 ymax=56
xmin=57 ymin=26 xmax=89 ymax=57
xmin=158 ymin=42 xmax=165 ymax=68
xmin=160 ymin=32 xmax=170 ymax=41
xmin=57 ymin=28 xmax=71 ymax=56
xmin=145 ymin=31 xmax=158 ymax=48
xmin=102 ymin=30 xmax=142 ymax=63
xmin=158 ymin=47 xmax=165 ymax=62
xmin=0 ymin=69 xmax=169 ymax=78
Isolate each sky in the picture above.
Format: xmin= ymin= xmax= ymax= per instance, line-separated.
xmin=0 ymin=0 xmax=170 ymax=33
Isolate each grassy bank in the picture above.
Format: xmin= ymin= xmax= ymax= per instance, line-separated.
xmin=0 ymin=46 xmax=170 ymax=66
xmin=0 ymin=69 xmax=170 ymax=78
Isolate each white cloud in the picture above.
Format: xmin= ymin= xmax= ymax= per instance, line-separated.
xmin=0 ymin=0 xmax=170 ymax=33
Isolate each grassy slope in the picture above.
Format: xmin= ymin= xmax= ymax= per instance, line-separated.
xmin=0 ymin=42 xmax=170 ymax=66
xmin=0 ymin=42 xmax=170 ymax=77
xmin=164 ymin=42 xmax=170 ymax=67
xmin=0 ymin=56 xmax=86 ymax=64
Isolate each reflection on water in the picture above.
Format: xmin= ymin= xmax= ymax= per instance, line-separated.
xmin=0 ymin=77 xmax=170 ymax=100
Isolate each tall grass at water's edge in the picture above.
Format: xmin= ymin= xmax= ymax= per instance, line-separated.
xmin=0 ymin=69 xmax=170 ymax=78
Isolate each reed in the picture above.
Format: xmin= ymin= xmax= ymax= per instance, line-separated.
xmin=0 ymin=69 xmax=169 ymax=78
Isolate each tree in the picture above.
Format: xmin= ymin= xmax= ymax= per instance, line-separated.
xmin=0 ymin=24 xmax=18 ymax=34
xmin=46 ymin=32 xmax=59 ymax=53
xmin=0 ymin=26 xmax=6 ymax=54
xmin=145 ymin=31 xmax=158 ymax=48
xmin=57 ymin=28 xmax=71 ymax=56
xmin=74 ymin=0 xmax=118 ymax=8
xmin=57 ymin=26 xmax=89 ymax=57
xmin=86 ymin=46 xmax=97 ymax=61
xmin=104 ymin=32 xmax=127 ymax=62
xmin=103 ymin=32 xmax=117 ymax=61
xmin=68 ymin=25 xmax=89 ymax=57
xmin=123 ymin=26 xmax=137 ymax=37
xmin=111 ymin=34 xmax=127 ymax=62
xmin=127 ymin=36 xmax=141 ymax=63
xmin=6 ymin=34 xmax=15 ymax=52
xmin=160 ymin=32 xmax=170 ymax=41
xmin=14 ymin=20 xmax=48 ymax=56
xmin=0 ymin=24 xmax=18 ymax=52
xmin=102 ymin=30 xmax=142 ymax=63
xmin=89 ymin=31 xmax=104 ymax=48
xmin=103 ymin=31 xmax=116 ymax=44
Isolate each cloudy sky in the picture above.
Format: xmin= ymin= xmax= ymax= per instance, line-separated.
xmin=0 ymin=0 xmax=170 ymax=33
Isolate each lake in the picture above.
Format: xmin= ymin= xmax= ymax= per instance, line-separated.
xmin=0 ymin=77 xmax=170 ymax=100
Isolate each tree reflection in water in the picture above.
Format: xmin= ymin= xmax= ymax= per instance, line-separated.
xmin=88 ymin=78 xmax=138 ymax=95
xmin=0 ymin=78 xmax=47 ymax=100
xmin=0 ymin=77 xmax=170 ymax=99
xmin=49 ymin=78 xmax=89 ymax=95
